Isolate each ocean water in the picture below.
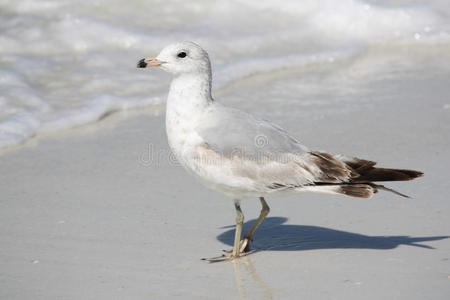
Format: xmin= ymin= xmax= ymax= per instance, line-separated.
xmin=1 ymin=0 xmax=449 ymax=148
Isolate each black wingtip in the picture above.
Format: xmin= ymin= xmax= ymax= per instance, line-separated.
xmin=137 ymin=58 xmax=147 ymax=68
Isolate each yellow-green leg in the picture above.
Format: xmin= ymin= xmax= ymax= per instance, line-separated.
xmin=240 ymin=197 xmax=270 ymax=252
xmin=232 ymin=200 xmax=244 ymax=257
xmin=202 ymin=199 xmax=246 ymax=261
xmin=223 ymin=197 xmax=270 ymax=254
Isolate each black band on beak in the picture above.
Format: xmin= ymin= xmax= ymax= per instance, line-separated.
xmin=137 ymin=58 xmax=147 ymax=68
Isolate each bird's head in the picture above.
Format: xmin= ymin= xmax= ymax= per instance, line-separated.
xmin=137 ymin=41 xmax=211 ymax=76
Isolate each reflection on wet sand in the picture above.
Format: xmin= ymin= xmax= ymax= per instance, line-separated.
xmin=232 ymin=256 xmax=273 ymax=300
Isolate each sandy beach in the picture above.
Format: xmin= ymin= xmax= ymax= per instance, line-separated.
xmin=1 ymin=45 xmax=449 ymax=299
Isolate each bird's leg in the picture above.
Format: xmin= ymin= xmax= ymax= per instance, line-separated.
xmin=202 ymin=199 xmax=248 ymax=262
xmin=240 ymin=197 xmax=270 ymax=252
xmin=223 ymin=197 xmax=270 ymax=254
xmin=232 ymin=200 xmax=244 ymax=257
xmin=204 ymin=198 xmax=270 ymax=261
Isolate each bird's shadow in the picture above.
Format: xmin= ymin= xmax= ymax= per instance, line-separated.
xmin=217 ymin=217 xmax=448 ymax=251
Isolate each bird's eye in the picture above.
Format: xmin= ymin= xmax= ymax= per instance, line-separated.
xmin=177 ymin=52 xmax=187 ymax=58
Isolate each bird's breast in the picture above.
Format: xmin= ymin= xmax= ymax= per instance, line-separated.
xmin=165 ymin=110 xmax=203 ymax=164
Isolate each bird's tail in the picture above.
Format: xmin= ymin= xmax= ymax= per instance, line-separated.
xmin=350 ymin=167 xmax=424 ymax=183
xmin=341 ymin=156 xmax=423 ymax=198
xmin=302 ymin=182 xmax=413 ymax=199
xmin=304 ymin=154 xmax=424 ymax=198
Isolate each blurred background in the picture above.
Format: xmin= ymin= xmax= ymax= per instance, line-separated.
xmin=1 ymin=2 xmax=450 ymax=299
xmin=0 ymin=0 xmax=449 ymax=149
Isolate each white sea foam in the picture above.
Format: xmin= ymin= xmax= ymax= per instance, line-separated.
xmin=0 ymin=0 xmax=449 ymax=148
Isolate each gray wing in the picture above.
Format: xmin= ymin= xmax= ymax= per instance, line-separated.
xmin=195 ymin=105 xmax=355 ymax=190
xmin=197 ymin=105 xmax=309 ymax=160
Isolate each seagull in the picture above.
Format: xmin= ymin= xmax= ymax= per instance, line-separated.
xmin=137 ymin=41 xmax=423 ymax=261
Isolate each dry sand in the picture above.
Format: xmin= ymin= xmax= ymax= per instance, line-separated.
xmin=1 ymin=47 xmax=449 ymax=299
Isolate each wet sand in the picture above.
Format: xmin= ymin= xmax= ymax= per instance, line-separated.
xmin=1 ymin=47 xmax=449 ymax=299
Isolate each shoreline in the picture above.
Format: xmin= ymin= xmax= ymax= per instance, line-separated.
xmin=1 ymin=48 xmax=449 ymax=299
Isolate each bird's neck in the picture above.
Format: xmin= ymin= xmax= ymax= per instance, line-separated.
xmin=165 ymin=73 xmax=214 ymax=149
xmin=167 ymin=72 xmax=213 ymax=115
